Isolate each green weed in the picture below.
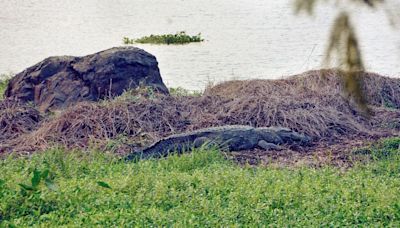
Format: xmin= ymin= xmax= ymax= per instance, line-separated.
xmin=18 ymin=168 xmax=57 ymax=196
xmin=123 ymin=31 xmax=204 ymax=45
xmin=352 ymin=137 xmax=400 ymax=160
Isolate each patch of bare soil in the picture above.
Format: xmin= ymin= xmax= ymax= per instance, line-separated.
xmin=1 ymin=69 xmax=399 ymax=165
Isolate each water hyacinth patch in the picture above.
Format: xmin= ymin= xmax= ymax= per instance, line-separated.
xmin=123 ymin=31 xmax=204 ymax=45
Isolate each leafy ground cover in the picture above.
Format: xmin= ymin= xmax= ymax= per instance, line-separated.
xmin=1 ymin=138 xmax=399 ymax=227
xmin=123 ymin=31 xmax=204 ymax=45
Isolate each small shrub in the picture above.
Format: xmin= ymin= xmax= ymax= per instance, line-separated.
xmin=18 ymin=169 xmax=57 ymax=196
xmin=0 ymin=73 xmax=13 ymax=100
xmin=123 ymin=31 xmax=204 ymax=45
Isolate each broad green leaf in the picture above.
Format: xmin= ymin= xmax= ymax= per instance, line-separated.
xmin=97 ymin=181 xmax=112 ymax=189
xmin=0 ymin=179 xmax=5 ymax=187
xmin=41 ymin=169 xmax=49 ymax=179
xmin=18 ymin=183 xmax=35 ymax=191
xmin=31 ymin=169 xmax=42 ymax=188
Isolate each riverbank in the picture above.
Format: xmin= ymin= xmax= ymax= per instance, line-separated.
xmin=1 ymin=137 xmax=399 ymax=226
xmin=1 ymin=69 xmax=399 ymax=166
xmin=1 ymin=69 xmax=400 ymax=226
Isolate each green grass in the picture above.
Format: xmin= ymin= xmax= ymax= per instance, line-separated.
xmin=0 ymin=73 xmax=12 ymax=100
xmin=169 ymin=87 xmax=202 ymax=97
xmin=107 ymin=87 xmax=202 ymax=104
xmin=1 ymin=138 xmax=399 ymax=227
xmin=123 ymin=31 xmax=204 ymax=45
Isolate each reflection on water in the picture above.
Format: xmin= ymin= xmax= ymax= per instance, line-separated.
xmin=0 ymin=0 xmax=399 ymax=90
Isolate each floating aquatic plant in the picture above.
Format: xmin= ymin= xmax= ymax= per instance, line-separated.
xmin=123 ymin=31 xmax=204 ymax=45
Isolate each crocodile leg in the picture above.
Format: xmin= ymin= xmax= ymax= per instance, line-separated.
xmin=257 ymin=140 xmax=283 ymax=151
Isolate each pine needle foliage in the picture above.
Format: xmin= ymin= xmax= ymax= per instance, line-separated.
xmin=294 ymin=0 xmax=392 ymax=114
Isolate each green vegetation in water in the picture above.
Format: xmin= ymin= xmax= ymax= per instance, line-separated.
xmin=123 ymin=31 xmax=204 ymax=45
xmin=0 ymin=73 xmax=12 ymax=100
xmin=0 ymin=138 xmax=399 ymax=227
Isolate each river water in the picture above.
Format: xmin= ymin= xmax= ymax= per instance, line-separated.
xmin=1 ymin=0 xmax=399 ymax=90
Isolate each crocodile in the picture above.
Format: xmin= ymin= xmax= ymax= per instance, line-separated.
xmin=126 ymin=125 xmax=311 ymax=160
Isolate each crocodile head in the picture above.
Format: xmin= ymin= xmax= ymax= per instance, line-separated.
xmin=256 ymin=127 xmax=311 ymax=145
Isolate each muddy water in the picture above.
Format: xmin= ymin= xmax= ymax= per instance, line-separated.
xmin=0 ymin=0 xmax=399 ymax=90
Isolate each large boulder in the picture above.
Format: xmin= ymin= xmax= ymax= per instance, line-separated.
xmin=5 ymin=47 xmax=169 ymax=111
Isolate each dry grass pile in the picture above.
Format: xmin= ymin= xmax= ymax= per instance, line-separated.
xmin=206 ymin=70 xmax=400 ymax=108
xmin=202 ymin=70 xmax=400 ymax=137
xmin=4 ymin=70 xmax=400 ymax=154
xmin=0 ymin=99 xmax=42 ymax=146
xmin=13 ymin=95 xmax=192 ymax=153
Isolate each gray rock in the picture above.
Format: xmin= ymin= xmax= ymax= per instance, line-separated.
xmin=5 ymin=47 xmax=168 ymax=111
